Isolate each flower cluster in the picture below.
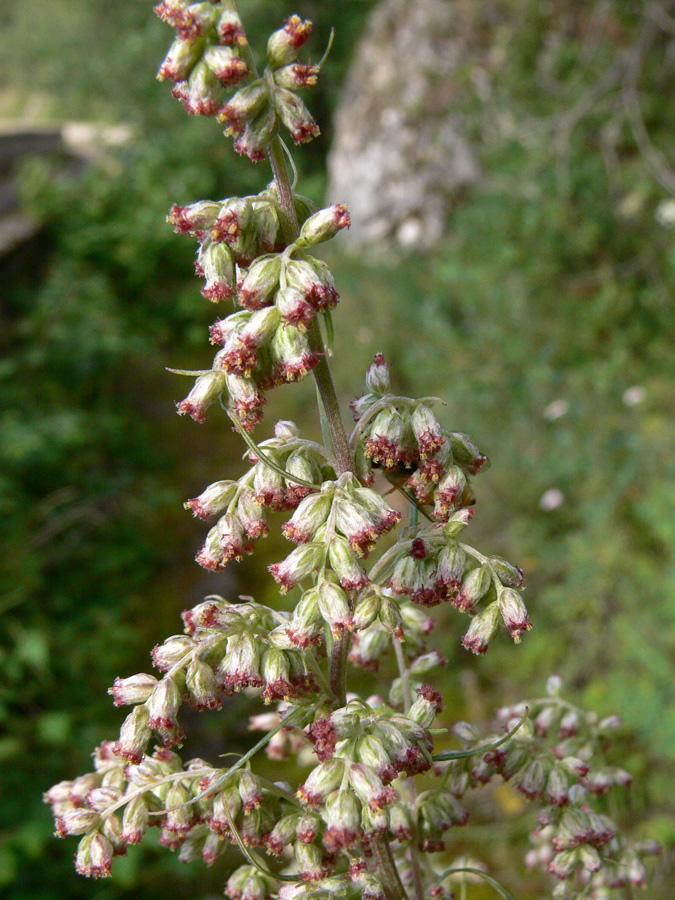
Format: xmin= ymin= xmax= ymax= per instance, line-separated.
xmin=172 ymin=197 xmax=349 ymax=428
xmin=186 ymin=420 xmax=332 ymax=568
xmin=350 ymin=355 xmax=488 ymax=520
xmin=441 ymin=677 xmax=662 ymax=897
xmin=46 ymin=5 xmax=661 ymax=900
xmin=156 ymin=3 xmax=321 ymax=159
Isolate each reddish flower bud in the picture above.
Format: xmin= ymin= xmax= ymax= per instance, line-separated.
xmin=499 ymin=587 xmax=531 ymax=642
xmin=269 ymin=544 xmax=324 ymax=593
xmin=461 ymin=602 xmax=500 ymax=655
xmin=327 ymin=536 xmax=369 ymax=592
xmin=239 ymin=254 xmax=281 ymax=309
xmin=203 ymin=45 xmax=248 ymax=86
xmin=113 ymin=705 xmax=151 ymax=763
xmin=75 ymin=831 xmax=113 ymax=879
xmin=184 ymin=479 xmax=237 ymax=519
xmin=283 ymin=491 xmax=332 ymax=544
xmin=297 ymin=758 xmax=344 ymax=807
xmin=198 ymin=240 xmax=236 ymax=301
xmin=275 ymin=88 xmax=320 ymax=144
xmin=233 ymin=107 xmax=278 ymax=161
xmin=267 ymin=16 xmax=313 ymax=68
xmin=449 ymin=431 xmax=489 ymax=475
xmin=219 ymin=79 xmax=269 ymax=135
xmin=176 ymin=371 xmax=226 ymax=423
xmin=270 ymin=323 xmax=320 ymax=382
xmin=457 ymin=565 xmax=491 ymax=613
xmin=157 ymin=37 xmax=203 ymax=83
xmin=365 ymin=354 xmax=390 ymax=395
xmin=317 ymin=581 xmax=353 ymax=635
xmin=323 ymin=789 xmax=362 ymax=850
xmin=216 ymin=7 xmax=246 ymax=45
xmin=296 ymin=204 xmax=351 ymax=247
xmin=186 ymin=657 xmax=220 ymax=710
xmin=109 ymin=674 xmax=157 ymax=707
xmin=274 ymin=62 xmax=320 ymax=90
xmin=172 ymin=60 xmax=222 ymax=116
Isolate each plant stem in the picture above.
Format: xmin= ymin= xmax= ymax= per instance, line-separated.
xmin=371 ymin=833 xmax=408 ymax=900
xmin=328 ymin=630 xmax=349 ymax=706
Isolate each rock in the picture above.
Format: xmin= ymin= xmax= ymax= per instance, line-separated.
xmin=326 ymin=0 xmax=479 ymax=255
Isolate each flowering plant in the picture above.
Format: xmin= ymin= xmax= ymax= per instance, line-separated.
xmin=45 ymin=3 xmax=660 ymax=898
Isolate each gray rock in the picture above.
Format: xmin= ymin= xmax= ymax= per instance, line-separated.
xmin=327 ymin=0 xmax=479 ymax=255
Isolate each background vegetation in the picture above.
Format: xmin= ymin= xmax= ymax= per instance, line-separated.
xmin=1 ymin=1 xmax=673 ymax=897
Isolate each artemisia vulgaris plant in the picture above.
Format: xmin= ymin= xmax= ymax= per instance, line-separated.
xmin=45 ymin=3 xmax=661 ymax=899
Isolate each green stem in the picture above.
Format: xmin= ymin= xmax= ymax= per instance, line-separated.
xmin=370 ymin=833 xmax=408 ymax=900
xmin=328 ymin=630 xmax=349 ymax=707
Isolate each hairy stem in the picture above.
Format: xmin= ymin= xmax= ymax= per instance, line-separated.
xmin=328 ymin=630 xmax=349 ymax=707
xmin=371 ymin=833 xmax=408 ymax=900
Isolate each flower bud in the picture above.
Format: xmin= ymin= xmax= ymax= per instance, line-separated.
xmin=364 ymin=407 xmax=407 ymax=467
xmin=75 ymin=831 xmax=113 ymax=878
xmin=267 ymin=16 xmax=312 ymax=69
xmin=276 ymin=286 xmax=314 ymax=330
xmin=442 ymin=507 xmax=473 ymax=538
xmin=270 ymin=323 xmax=320 ymax=382
xmin=435 ymin=544 xmax=466 ymax=596
xmin=408 ymin=684 xmax=444 ymax=728
xmin=113 ymin=704 xmax=151 ymax=763
xmin=318 ymin=581 xmax=353 ymax=635
xmin=490 ymin=556 xmax=525 ymax=588
xmin=266 ymin=812 xmax=299 ymax=855
xmin=297 ymin=758 xmax=345 ymax=806
xmin=109 ymin=673 xmax=158 ymax=707
xmin=172 ymin=60 xmax=222 ymax=116
xmin=121 ymin=795 xmax=149 ymax=844
xmin=56 ymin=807 xmax=101 ymax=837
xmin=157 ymin=37 xmax=203 ymax=83
xmin=186 ymin=657 xmax=220 ymax=710
xmin=217 ymin=7 xmax=245 ymax=45
xmin=348 ymin=764 xmax=394 ymax=811
xmin=448 ymin=431 xmax=489 ymax=475
xmin=457 ymin=565 xmax=491 ymax=612
xmin=152 ymin=634 xmax=194 ymax=670
xmin=434 ymin=464 xmax=468 ymax=519
xmin=168 ymin=199 xmax=220 ymax=234
xmin=185 ymin=479 xmax=237 ymax=518
xmin=283 ymin=491 xmax=332 ymax=544
xmin=147 ymin=676 xmax=184 ymax=746
xmin=294 ymin=839 xmax=330 ymax=881
xmin=217 ymin=631 xmax=263 ymax=692
xmin=461 ymin=602 xmax=500 ymax=655
xmin=323 ymin=789 xmax=362 ymax=850
xmin=296 ymin=204 xmax=350 ymax=247
xmin=177 ymin=371 xmax=225 ymax=423
xmin=378 ymin=597 xmax=404 ymax=638
xmin=328 ymin=536 xmax=368 ymax=592
xmin=198 ymin=240 xmax=236 ymax=301
xmin=237 ymin=489 xmax=268 ymax=539
xmin=219 ymin=79 xmax=269 ymax=134
xmin=239 ymin=254 xmax=282 ymax=310
xmin=352 ymin=590 xmax=381 ymax=631
xmin=269 ymin=544 xmax=324 ymax=592
xmin=164 ymin=781 xmax=195 ymax=834
xmin=411 ymin=405 xmax=444 ymax=459
xmin=287 ymin=587 xmax=323 ymax=647
xmin=275 ymin=88 xmax=320 ymax=144
xmin=234 ymin=106 xmax=278 ymax=161
xmin=499 ymin=588 xmax=531 ymax=641
xmin=202 ymin=45 xmax=248 ymax=86
xmin=274 ymin=62 xmax=320 ymax=90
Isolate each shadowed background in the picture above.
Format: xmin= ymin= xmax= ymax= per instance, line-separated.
xmin=1 ymin=1 xmax=674 ymax=897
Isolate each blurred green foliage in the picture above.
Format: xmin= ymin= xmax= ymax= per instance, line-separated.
xmin=1 ymin=0 xmax=674 ymax=898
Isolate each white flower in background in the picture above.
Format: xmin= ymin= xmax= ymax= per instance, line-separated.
xmin=655 ymin=199 xmax=675 ymax=227
xmin=622 ymin=386 xmax=646 ymax=407
xmin=540 ymin=488 xmax=564 ymax=511
xmin=543 ymin=399 xmax=569 ymax=421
